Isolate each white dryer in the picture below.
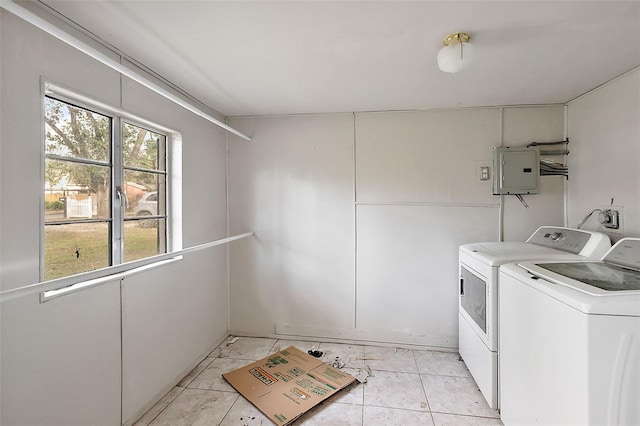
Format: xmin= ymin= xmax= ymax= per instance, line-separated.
xmin=458 ymin=226 xmax=611 ymax=409
xmin=499 ymin=238 xmax=640 ymax=426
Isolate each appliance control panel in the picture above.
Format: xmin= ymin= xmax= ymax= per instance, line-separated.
xmin=527 ymin=226 xmax=609 ymax=256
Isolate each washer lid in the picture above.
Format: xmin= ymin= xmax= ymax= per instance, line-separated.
xmin=460 ymin=242 xmax=583 ymax=266
xmin=528 ymin=238 xmax=640 ymax=294
xmin=535 ymin=262 xmax=640 ymax=292
xmin=459 ymin=226 xmax=611 ymax=267
xmin=505 ymin=263 xmax=640 ymax=316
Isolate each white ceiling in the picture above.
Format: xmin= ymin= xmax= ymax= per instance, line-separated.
xmin=39 ymin=1 xmax=640 ymax=117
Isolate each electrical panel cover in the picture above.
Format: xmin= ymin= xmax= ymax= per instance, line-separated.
xmin=493 ymin=146 xmax=539 ymax=195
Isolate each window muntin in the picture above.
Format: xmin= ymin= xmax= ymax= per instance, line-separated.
xmin=43 ymin=96 xmax=168 ymax=281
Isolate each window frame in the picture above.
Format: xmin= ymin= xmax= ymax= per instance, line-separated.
xmin=41 ymin=83 xmax=177 ymax=283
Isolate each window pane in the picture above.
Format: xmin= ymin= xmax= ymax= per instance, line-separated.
xmin=45 ymin=159 xmax=111 ymax=222
xmin=44 ymin=222 xmax=110 ymax=280
xmin=45 ymin=97 xmax=110 ymax=162
xmin=124 ymin=170 xmax=165 ymax=218
xmin=123 ymin=123 xmax=165 ymax=171
xmin=123 ymin=219 xmax=166 ymax=262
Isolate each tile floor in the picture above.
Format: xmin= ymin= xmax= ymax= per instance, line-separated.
xmin=134 ymin=337 xmax=502 ymax=426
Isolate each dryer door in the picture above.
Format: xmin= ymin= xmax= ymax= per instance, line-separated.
xmin=460 ymin=265 xmax=487 ymax=333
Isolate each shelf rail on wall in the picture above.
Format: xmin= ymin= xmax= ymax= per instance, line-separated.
xmin=0 ymin=0 xmax=251 ymax=141
xmin=0 ymin=232 xmax=254 ymax=303
xmin=527 ymin=138 xmax=569 ymax=178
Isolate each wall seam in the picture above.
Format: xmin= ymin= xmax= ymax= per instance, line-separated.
xmin=498 ymin=107 xmax=505 ymax=241
xmin=225 ymin=120 xmax=231 ymax=332
xmin=353 ymin=112 xmax=358 ymax=330
xmin=563 ymin=104 xmax=570 ymax=227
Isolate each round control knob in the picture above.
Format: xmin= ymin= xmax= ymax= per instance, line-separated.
xmin=550 ymin=232 xmax=563 ymax=241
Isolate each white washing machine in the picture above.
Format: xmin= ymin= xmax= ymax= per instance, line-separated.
xmin=458 ymin=226 xmax=611 ymax=409
xmin=499 ymin=238 xmax=640 ymax=426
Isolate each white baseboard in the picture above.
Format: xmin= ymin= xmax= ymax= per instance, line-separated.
xmin=271 ymin=323 xmax=457 ymax=351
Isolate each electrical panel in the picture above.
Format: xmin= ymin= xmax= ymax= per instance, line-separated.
xmin=493 ymin=146 xmax=539 ymax=195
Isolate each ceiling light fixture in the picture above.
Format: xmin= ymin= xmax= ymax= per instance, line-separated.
xmin=437 ymin=32 xmax=473 ymax=73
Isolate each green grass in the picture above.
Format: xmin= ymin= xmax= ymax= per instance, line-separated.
xmin=45 ymin=223 xmax=159 ymax=281
xmin=124 ymin=224 xmax=162 ymax=263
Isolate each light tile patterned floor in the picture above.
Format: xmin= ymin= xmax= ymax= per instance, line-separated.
xmin=134 ymin=337 xmax=503 ymax=426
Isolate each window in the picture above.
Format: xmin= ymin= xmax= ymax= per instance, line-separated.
xmin=44 ymin=96 xmax=168 ymax=281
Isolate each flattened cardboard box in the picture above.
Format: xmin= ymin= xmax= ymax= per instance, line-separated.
xmin=223 ymin=346 xmax=356 ymax=425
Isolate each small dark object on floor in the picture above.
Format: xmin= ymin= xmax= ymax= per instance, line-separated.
xmin=308 ymin=349 xmax=323 ymax=357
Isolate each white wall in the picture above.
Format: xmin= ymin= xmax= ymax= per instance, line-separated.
xmin=1 ymin=280 xmax=122 ymax=426
xmin=354 ymin=108 xmax=500 ymax=347
xmin=227 ymin=114 xmax=356 ymax=336
xmin=0 ymin=7 xmax=230 ymax=425
xmin=228 ymin=106 xmax=564 ymax=348
xmin=502 ymin=106 xmax=566 ymax=241
xmin=567 ymin=69 xmax=640 ymax=240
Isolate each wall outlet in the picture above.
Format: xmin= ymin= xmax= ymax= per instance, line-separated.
xmin=601 ymin=209 xmax=619 ymax=229
xmin=601 ymin=205 xmax=624 ymax=234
